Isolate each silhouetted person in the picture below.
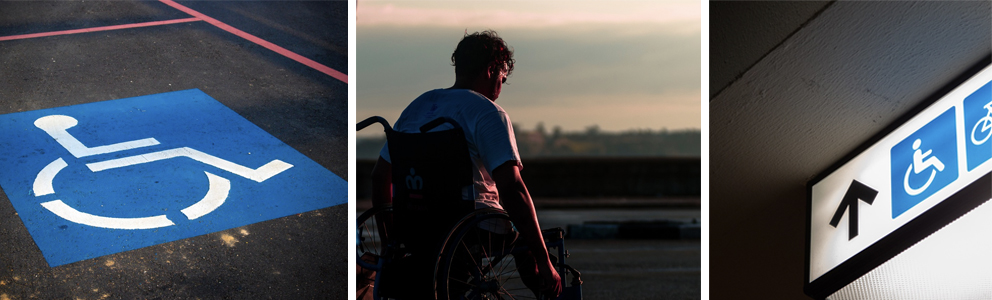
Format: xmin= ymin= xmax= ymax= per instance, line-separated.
xmin=371 ymin=30 xmax=562 ymax=298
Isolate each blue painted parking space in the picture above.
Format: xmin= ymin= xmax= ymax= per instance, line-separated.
xmin=0 ymin=89 xmax=346 ymax=266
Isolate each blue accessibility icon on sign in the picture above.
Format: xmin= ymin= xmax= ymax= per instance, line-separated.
xmin=963 ymin=81 xmax=992 ymax=171
xmin=890 ymin=107 xmax=958 ymax=219
xmin=0 ymin=89 xmax=347 ymax=266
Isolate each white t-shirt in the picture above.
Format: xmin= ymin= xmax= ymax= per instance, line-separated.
xmin=380 ymin=89 xmax=522 ymax=210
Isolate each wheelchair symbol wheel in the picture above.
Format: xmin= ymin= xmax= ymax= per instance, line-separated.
xmin=903 ymin=163 xmax=936 ymax=196
xmin=31 ymin=115 xmax=293 ymax=230
xmin=34 ymin=157 xmax=231 ymax=229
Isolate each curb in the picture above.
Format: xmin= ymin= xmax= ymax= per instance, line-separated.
xmin=567 ymin=221 xmax=700 ymax=240
xmin=355 ymin=197 xmax=701 ymax=211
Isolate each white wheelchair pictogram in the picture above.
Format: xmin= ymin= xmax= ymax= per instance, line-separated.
xmin=970 ymin=101 xmax=992 ymax=146
xmin=903 ymin=138 xmax=945 ymax=196
xmin=31 ymin=115 xmax=293 ymax=230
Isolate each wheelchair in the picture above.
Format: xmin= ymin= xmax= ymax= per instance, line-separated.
xmin=357 ymin=116 xmax=582 ymax=300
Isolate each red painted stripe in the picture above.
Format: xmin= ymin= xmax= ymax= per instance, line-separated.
xmin=159 ymin=0 xmax=348 ymax=83
xmin=0 ymin=18 xmax=201 ymax=42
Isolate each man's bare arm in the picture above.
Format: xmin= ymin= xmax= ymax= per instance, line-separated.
xmin=492 ymin=162 xmax=561 ymax=296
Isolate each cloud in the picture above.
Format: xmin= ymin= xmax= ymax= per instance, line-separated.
xmin=357 ymin=26 xmax=700 ymax=107
xmin=358 ymin=1 xmax=700 ymax=34
xmin=356 ymin=1 xmax=702 ymax=136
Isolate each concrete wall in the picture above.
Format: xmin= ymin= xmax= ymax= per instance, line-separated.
xmin=355 ymin=157 xmax=700 ymax=199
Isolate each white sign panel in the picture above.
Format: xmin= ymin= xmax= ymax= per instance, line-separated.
xmin=809 ymin=65 xmax=992 ymax=283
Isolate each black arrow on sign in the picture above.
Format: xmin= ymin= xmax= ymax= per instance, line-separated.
xmin=829 ymin=180 xmax=879 ymax=240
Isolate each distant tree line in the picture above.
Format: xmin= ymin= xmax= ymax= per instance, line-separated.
xmin=357 ymin=123 xmax=701 ymax=159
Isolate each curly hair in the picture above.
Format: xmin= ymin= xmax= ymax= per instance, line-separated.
xmin=451 ymin=30 xmax=515 ymax=78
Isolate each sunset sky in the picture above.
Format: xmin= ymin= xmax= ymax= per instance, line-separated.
xmin=356 ymin=0 xmax=701 ymax=137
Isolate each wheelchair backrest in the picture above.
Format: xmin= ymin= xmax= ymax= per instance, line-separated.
xmin=385 ymin=117 xmax=475 ymax=216
xmin=358 ymin=116 xmax=482 ymax=299
xmin=358 ymin=116 xmax=476 ymax=242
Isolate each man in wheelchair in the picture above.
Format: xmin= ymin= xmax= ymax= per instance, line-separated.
xmin=369 ymin=30 xmax=563 ymax=299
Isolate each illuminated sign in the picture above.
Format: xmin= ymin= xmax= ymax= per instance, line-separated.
xmin=806 ymin=64 xmax=992 ymax=298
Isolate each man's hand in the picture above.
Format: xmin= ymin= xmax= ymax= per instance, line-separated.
xmin=516 ymin=250 xmax=562 ymax=298
xmin=538 ymin=259 xmax=562 ymax=297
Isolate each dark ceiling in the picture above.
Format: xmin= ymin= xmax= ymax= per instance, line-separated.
xmin=710 ymin=1 xmax=992 ymax=299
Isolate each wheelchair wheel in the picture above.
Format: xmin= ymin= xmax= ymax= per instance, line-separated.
xmin=357 ymin=206 xmax=392 ymax=270
xmin=436 ymin=209 xmax=541 ymax=300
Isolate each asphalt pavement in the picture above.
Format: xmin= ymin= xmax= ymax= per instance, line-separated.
xmin=565 ymin=239 xmax=700 ymax=300
xmin=543 ymin=208 xmax=702 ymax=299
xmin=0 ymin=1 xmax=348 ymax=299
xmin=358 ymin=207 xmax=702 ymax=299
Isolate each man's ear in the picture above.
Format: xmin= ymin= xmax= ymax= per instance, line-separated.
xmin=485 ymin=63 xmax=500 ymax=78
